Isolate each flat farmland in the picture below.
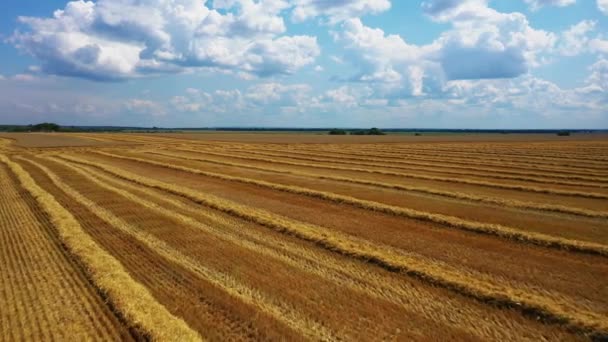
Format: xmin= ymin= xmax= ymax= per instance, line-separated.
xmin=1 ymin=132 xmax=607 ymax=341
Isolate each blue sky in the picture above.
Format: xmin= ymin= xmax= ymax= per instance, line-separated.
xmin=0 ymin=0 xmax=607 ymax=128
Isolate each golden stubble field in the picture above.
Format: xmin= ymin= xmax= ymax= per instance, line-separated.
xmin=0 ymin=132 xmax=607 ymax=341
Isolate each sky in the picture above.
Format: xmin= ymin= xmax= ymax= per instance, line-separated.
xmin=0 ymin=0 xmax=607 ymax=128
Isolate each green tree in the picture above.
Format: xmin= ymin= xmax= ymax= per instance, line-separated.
xmin=328 ymin=129 xmax=347 ymax=135
xmin=31 ymin=123 xmax=60 ymax=132
xmin=368 ymin=127 xmax=385 ymax=135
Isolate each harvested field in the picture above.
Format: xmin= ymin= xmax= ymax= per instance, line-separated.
xmin=1 ymin=132 xmax=607 ymax=341
xmin=0 ymin=133 xmax=113 ymax=148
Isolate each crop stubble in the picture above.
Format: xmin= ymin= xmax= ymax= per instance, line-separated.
xmin=0 ymin=132 xmax=606 ymax=341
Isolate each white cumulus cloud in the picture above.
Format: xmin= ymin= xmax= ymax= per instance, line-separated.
xmin=427 ymin=0 xmax=556 ymax=79
xmin=11 ymin=0 xmax=320 ymax=81
xmin=598 ymin=0 xmax=608 ymax=15
xmin=584 ymin=58 xmax=608 ymax=92
xmin=558 ymin=20 xmax=596 ymax=56
xmin=291 ymin=0 xmax=391 ymax=24
xmin=333 ymin=1 xmax=557 ymax=102
xmin=590 ymin=38 xmax=608 ymax=54
xmin=171 ymin=82 xmax=312 ymax=114
xmin=124 ymin=98 xmax=167 ymax=116
xmin=333 ymin=18 xmax=439 ymax=97
xmin=524 ymin=0 xmax=576 ymax=11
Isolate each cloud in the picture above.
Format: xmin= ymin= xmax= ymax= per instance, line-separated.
xmin=11 ymin=0 xmax=319 ymax=81
xmin=172 ymin=82 xmax=375 ymax=117
xmin=590 ymin=38 xmax=608 ymax=54
xmin=241 ymin=36 xmax=320 ymax=76
xmin=444 ymin=77 xmax=564 ymax=112
xmin=4 ymin=0 xmax=605 ymax=128
xmin=211 ymin=0 xmax=290 ymax=36
xmin=422 ymin=0 xmax=495 ymax=22
xmin=430 ymin=1 xmax=556 ymax=79
xmin=0 ymin=77 xmax=123 ymax=125
xmin=333 ymin=18 xmax=438 ymax=97
xmin=439 ymin=46 xmax=527 ymax=80
xmin=436 ymin=57 xmax=607 ymax=115
xmin=524 ymin=0 xmax=576 ymax=11
xmin=245 ymin=82 xmax=311 ymax=106
xmin=316 ymin=86 xmax=362 ymax=108
xmin=585 ymin=57 xmax=608 ymax=92
xmin=165 ymin=65 xmax=607 ymax=127
xmin=171 ymin=88 xmax=245 ymax=113
xmin=558 ymin=20 xmax=596 ymax=56
xmin=319 ymin=62 xmax=607 ymax=123
xmin=172 ymin=82 xmax=312 ymax=115
xmin=330 ymin=55 xmax=344 ymax=64
xmin=12 ymin=74 xmax=39 ymax=82
xmin=333 ymin=2 xmax=556 ymax=102
xmin=124 ymin=98 xmax=166 ymax=116
xmin=598 ymin=0 xmax=608 ymax=15
xmin=554 ymin=20 xmax=608 ymax=56
xmin=421 ymin=0 xmax=461 ymax=15
xmin=291 ymin=0 xmax=391 ymax=24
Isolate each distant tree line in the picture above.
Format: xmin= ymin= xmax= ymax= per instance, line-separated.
xmin=4 ymin=123 xmax=61 ymax=132
xmin=0 ymin=124 xmax=593 ymax=135
xmin=0 ymin=123 xmax=179 ymax=133
xmin=1 ymin=123 xmax=108 ymax=133
xmin=329 ymin=128 xmax=386 ymax=135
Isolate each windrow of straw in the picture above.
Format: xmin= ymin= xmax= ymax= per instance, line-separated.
xmin=336 ymin=145 xmax=608 ymax=169
xmin=26 ymin=156 xmax=337 ymax=341
xmin=0 ymin=163 xmax=129 ymax=340
xmin=161 ymin=148 xmax=608 ymax=199
xmin=179 ymin=146 xmax=608 ymax=188
xmin=56 ymin=156 xmax=565 ymax=340
xmin=308 ymin=145 xmax=608 ymax=176
xmin=220 ymin=145 xmax=608 ymax=183
xmin=0 ymin=154 xmax=202 ymax=342
xmin=306 ymin=144 xmax=608 ymax=173
xmin=379 ymin=146 xmax=608 ymax=163
xmin=90 ymin=151 xmax=608 ymax=256
xmin=146 ymin=150 xmax=608 ymax=219
xmin=58 ymin=153 xmax=608 ymax=338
